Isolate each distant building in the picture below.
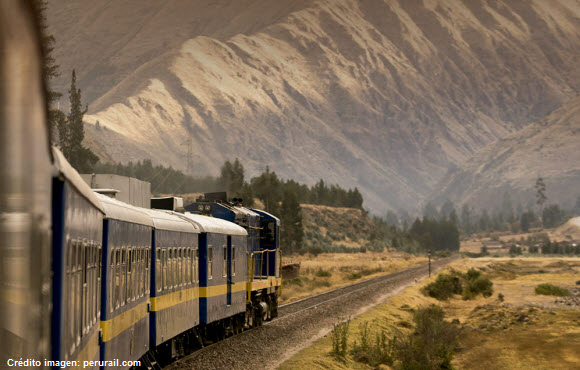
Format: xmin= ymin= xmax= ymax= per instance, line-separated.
xmin=80 ymin=174 xmax=151 ymax=208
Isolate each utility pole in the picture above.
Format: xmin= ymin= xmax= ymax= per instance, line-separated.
xmin=428 ymin=250 xmax=431 ymax=277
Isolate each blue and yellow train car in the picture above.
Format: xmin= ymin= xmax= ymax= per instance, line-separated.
xmin=51 ymin=149 xmax=105 ymax=367
xmin=179 ymin=214 xmax=248 ymax=337
xmin=144 ymin=209 xmax=201 ymax=353
xmin=95 ymin=193 xmax=153 ymax=369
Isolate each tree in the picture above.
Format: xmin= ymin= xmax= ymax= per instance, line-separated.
xmin=386 ymin=210 xmax=399 ymax=227
xmin=440 ymin=199 xmax=455 ymax=221
xmin=219 ymin=158 xmax=244 ymax=195
xmin=542 ymin=204 xmax=564 ymax=229
xmin=423 ymin=202 xmax=439 ymax=220
xmin=250 ymin=166 xmax=281 ymax=214
xmin=346 ymin=187 xmax=363 ymax=209
xmin=449 ymin=209 xmax=459 ymax=226
xmin=520 ymin=211 xmax=535 ymax=232
xmin=535 ymin=177 xmax=547 ymax=210
xmin=33 ymin=0 xmax=62 ymax=141
xmin=280 ymin=188 xmax=303 ymax=253
xmin=502 ymin=192 xmax=515 ymax=223
xmin=461 ymin=204 xmax=472 ymax=234
xmin=60 ymin=70 xmax=98 ymax=172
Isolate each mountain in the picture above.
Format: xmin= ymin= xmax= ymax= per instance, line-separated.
xmin=46 ymin=0 xmax=580 ymax=213
xmin=427 ymin=95 xmax=580 ymax=210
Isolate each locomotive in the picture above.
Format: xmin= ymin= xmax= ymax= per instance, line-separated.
xmin=0 ymin=1 xmax=281 ymax=368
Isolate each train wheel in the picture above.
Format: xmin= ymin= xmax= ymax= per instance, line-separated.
xmin=266 ymin=296 xmax=272 ymax=321
xmin=246 ymin=306 xmax=254 ymax=328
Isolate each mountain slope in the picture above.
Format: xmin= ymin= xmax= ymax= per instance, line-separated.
xmin=47 ymin=0 xmax=580 ymax=212
xmin=428 ymin=95 xmax=580 ymax=209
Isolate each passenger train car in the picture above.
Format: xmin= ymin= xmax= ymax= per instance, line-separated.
xmin=0 ymin=2 xmax=282 ymax=368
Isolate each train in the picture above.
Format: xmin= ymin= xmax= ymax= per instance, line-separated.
xmin=0 ymin=1 xmax=281 ymax=368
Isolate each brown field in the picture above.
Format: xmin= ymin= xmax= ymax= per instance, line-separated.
xmin=279 ymin=256 xmax=580 ymax=369
xmin=280 ymin=252 xmax=427 ymax=304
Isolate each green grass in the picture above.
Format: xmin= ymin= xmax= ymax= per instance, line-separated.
xmin=534 ymin=283 xmax=569 ymax=297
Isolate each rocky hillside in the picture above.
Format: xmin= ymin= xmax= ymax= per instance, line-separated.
xmin=428 ymin=95 xmax=580 ymax=210
xmin=301 ymin=204 xmax=376 ymax=250
xmin=46 ymin=0 xmax=580 ymax=213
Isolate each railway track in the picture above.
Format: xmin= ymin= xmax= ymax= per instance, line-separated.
xmin=167 ymin=254 xmax=459 ymax=369
xmin=277 ymin=254 xmax=458 ymax=319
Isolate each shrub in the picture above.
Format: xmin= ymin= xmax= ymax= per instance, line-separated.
xmin=424 ymin=270 xmax=493 ymax=301
xmin=330 ymin=318 xmax=350 ymax=359
xmin=466 ymin=268 xmax=481 ymax=281
xmin=283 ymin=277 xmax=304 ymax=287
xmin=422 ymin=273 xmax=462 ymax=300
xmin=467 ymin=277 xmax=493 ymax=298
xmin=535 ymin=283 xmax=569 ymax=297
xmin=315 ymin=269 xmax=332 ymax=277
xmin=350 ymin=322 xmax=394 ymax=367
xmin=395 ymin=305 xmax=460 ymax=370
xmin=498 ymin=293 xmax=505 ymax=302
xmin=349 ymin=272 xmax=362 ymax=280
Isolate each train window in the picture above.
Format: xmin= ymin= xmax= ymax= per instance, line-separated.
xmin=208 ymin=246 xmax=213 ymax=280
xmin=88 ymin=242 xmax=93 ymax=327
xmin=178 ymin=248 xmax=182 ymax=287
xmin=132 ymin=247 xmax=137 ymax=300
xmin=139 ymin=248 xmax=143 ymax=297
xmin=113 ymin=248 xmax=121 ymax=310
xmin=190 ymin=249 xmax=195 ymax=284
xmin=67 ymin=239 xmax=74 ymax=355
xmin=262 ymin=220 xmax=275 ymax=247
xmin=121 ymin=248 xmax=126 ymax=306
xmin=97 ymin=244 xmax=102 ymax=319
xmin=173 ymin=248 xmax=177 ymax=288
xmin=128 ymin=249 xmax=132 ymax=302
xmin=195 ymin=248 xmax=199 ymax=283
xmin=175 ymin=248 xmax=179 ymax=287
xmin=146 ymin=249 xmax=151 ymax=295
xmin=76 ymin=240 xmax=81 ymax=345
xmin=156 ymin=249 xmax=161 ymax=292
xmin=116 ymin=248 xmax=121 ymax=309
xmin=110 ymin=248 xmax=115 ymax=313
xmin=83 ymin=240 xmax=88 ymax=335
xmin=142 ymin=248 xmax=146 ymax=297
xmin=182 ymin=249 xmax=186 ymax=286
xmin=168 ymin=248 xmax=172 ymax=289
xmin=232 ymin=246 xmax=236 ymax=276
xmin=223 ymin=245 xmax=227 ymax=277
xmin=169 ymin=248 xmax=174 ymax=289
xmin=187 ymin=249 xmax=191 ymax=285
xmin=182 ymin=249 xmax=187 ymax=286
xmin=161 ymin=249 xmax=167 ymax=289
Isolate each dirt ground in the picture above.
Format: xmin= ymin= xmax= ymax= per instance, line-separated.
xmin=280 ymin=251 xmax=426 ymax=303
xmin=279 ymin=256 xmax=580 ymax=369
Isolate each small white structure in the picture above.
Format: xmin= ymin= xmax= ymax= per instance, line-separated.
xmin=81 ymin=174 xmax=151 ymax=208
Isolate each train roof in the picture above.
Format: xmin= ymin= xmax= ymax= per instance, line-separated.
xmin=52 ymin=147 xmax=104 ymax=213
xmin=178 ymin=213 xmax=248 ymax=236
xmin=142 ymin=208 xmax=201 ymax=233
xmin=251 ymin=208 xmax=280 ymax=222
xmin=94 ymin=192 xmax=154 ymax=227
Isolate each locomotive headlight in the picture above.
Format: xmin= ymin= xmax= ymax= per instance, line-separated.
xmin=197 ymin=205 xmax=204 ymax=212
xmin=204 ymin=205 xmax=211 ymax=211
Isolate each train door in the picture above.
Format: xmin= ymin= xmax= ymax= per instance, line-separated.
xmin=226 ymin=236 xmax=232 ymax=306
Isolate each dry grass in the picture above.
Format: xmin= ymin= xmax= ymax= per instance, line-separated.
xmin=280 ymin=251 xmax=426 ymax=303
xmin=279 ymin=256 xmax=580 ymax=369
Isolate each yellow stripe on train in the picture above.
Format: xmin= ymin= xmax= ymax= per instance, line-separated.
xmin=100 ymin=301 xmax=149 ymax=342
xmin=199 ymin=282 xmax=246 ymax=298
xmin=150 ymin=287 xmax=198 ymax=312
